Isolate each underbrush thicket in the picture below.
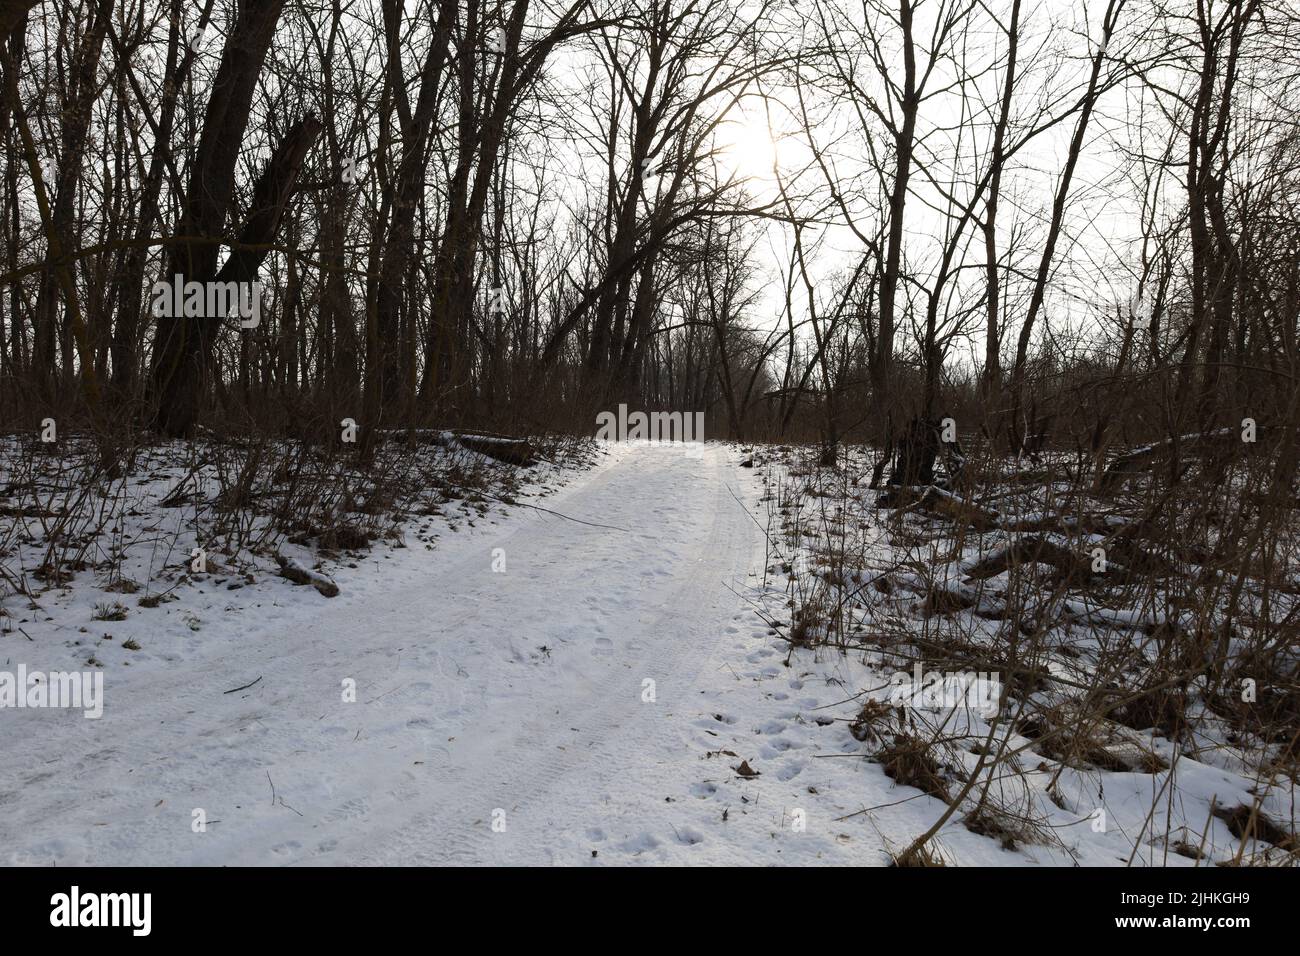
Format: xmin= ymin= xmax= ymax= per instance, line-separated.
xmin=751 ymin=428 xmax=1300 ymax=865
xmin=0 ymin=427 xmax=592 ymax=622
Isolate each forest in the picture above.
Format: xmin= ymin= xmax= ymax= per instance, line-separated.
xmin=1 ymin=0 xmax=1299 ymax=871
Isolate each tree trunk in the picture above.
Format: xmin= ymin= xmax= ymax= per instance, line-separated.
xmin=148 ymin=0 xmax=292 ymax=436
xmin=150 ymin=103 xmax=320 ymax=437
xmin=0 ymin=0 xmax=38 ymax=36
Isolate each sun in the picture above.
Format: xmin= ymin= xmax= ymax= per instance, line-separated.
xmin=715 ymin=110 xmax=796 ymax=187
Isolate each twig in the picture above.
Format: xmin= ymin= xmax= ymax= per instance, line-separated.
xmin=224 ymin=675 xmax=263 ymax=694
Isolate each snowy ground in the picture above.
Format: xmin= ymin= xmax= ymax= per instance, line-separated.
xmin=1 ymin=440 xmax=1292 ymax=865
xmin=2 ymin=441 xmax=769 ymax=864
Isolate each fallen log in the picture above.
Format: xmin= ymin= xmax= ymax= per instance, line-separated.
xmin=878 ymin=485 xmax=1001 ymax=532
xmin=377 ymin=428 xmax=536 ymax=467
xmin=964 ymin=537 xmax=1093 ymax=582
xmin=454 ymin=432 xmax=536 ymax=467
xmin=275 ymin=554 xmax=339 ymax=597
xmin=1100 ymin=427 xmax=1241 ymax=491
xmin=1062 ymin=597 xmax=1185 ymax=633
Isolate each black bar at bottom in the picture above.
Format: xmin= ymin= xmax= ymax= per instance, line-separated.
xmin=0 ymin=865 xmax=1286 ymax=941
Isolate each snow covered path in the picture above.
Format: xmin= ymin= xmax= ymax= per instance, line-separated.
xmin=5 ymin=441 xmax=834 ymax=866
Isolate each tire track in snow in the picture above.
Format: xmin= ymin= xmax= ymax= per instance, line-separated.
xmin=309 ymin=442 xmax=753 ymax=865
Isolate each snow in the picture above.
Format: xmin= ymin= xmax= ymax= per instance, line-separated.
xmin=1062 ymin=596 xmax=1191 ymax=631
xmin=0 ymin=440 xmax=1294 ymax=865
xmin=2 ymin=441 xmax=766 ymax=864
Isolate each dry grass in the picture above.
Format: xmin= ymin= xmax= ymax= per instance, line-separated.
xmin=889 ymin=842 xmax=948 ymax=867
xmin=878 ymin=733 xmax=952 ymax=804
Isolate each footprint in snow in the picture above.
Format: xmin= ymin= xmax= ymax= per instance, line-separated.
xmin=673 ymin=827 xmax=705 ymax=846
xmin=775 ymin=760 xmax=805 ymax=781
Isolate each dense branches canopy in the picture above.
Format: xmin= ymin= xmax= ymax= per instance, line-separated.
xmin=0 ymin=0 xmax=1296 ymax=453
